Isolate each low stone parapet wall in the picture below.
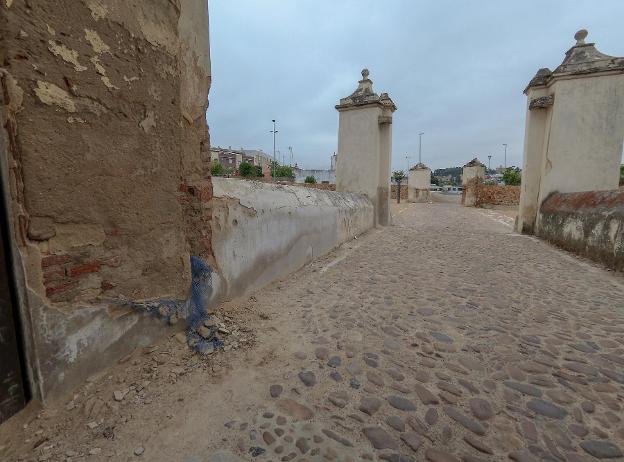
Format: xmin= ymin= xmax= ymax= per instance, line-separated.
xmin=209 ymin=178 xmax=374 ymax=304
xmin=537 ymin=190 xmax=624 ymax=271
xmin=300 ymin=183 xmax=336 ymax=191
xmin=476 ymin=184 xmax=520 ymax=206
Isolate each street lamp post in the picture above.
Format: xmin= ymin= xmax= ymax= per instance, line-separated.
xmin=406 ymin=153 xmax=410 ymax=172
xmin=418 ymin=132 xmax=424 ymax=164
xmin=271 ymin=119 xmax=278 ymax=179
xmin=488 ymin=155 xmax=492 ymax=171
xmin=503 ymin=143 xmax=508 ymax=169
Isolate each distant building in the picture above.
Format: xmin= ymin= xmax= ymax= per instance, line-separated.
xmin=210 ymin=146 xmax=272 ymax=174
xmin=293 ymin=153 xmax=337 ymax=184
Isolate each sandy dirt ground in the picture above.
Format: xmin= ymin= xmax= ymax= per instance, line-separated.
xmin=1 ymin=201 xmax=623 ymax=462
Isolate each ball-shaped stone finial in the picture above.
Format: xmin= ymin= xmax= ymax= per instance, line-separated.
xmin=574 ymin=29 xmax=588 ymax=45
xmin=361 ymin=68 xmax=370 ymax=80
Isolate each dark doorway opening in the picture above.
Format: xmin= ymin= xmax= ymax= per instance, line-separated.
xmin=0 ymin=181 xmax=28 ymax=424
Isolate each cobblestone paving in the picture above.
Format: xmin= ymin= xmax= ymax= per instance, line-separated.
xmin=4 ymin=202 xmax=624 ymax=462
xmin=229 ymin=202 xmax=624 ymax=462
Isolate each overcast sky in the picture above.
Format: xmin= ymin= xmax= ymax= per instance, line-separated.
xmin=207 ymin=1 xmax=624 ymax=172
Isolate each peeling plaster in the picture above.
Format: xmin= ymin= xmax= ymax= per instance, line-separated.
xmin=85 ymin=0 xmax=108 ymax=21
xmin=34 ymin=81 xmax=76 ymax=112
xmin=48 ymin=40 xmax=86 ymax=72
xmin=84 ymin=29 xmax=110 ymax=54
xmin=139 ymin=110 xmax=156 ymax=133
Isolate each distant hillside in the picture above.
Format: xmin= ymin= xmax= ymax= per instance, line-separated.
xmin=433 ymin=167 xmax=462 ymax=184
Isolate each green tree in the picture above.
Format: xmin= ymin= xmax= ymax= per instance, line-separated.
xmin=502 ymin=167 xmax=521 ymax=186
xmin=392 ymin=170 xmax=406 ymax=183
xmin=238 ymin=161 xmax=256 ymax=177
xmin=430 ymin=172 xmax=440 ymax=186
xmin=620 ymin=165 xmax=624 ymax=185
xmin=211 ymin=160 xmax=224 ymax=176
xmin=304 ymin=176 xmax=316 ymax=184
xmin=255 ymin=165 xmax=264 ymax=177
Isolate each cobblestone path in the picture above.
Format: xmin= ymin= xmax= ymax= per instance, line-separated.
xmin=3 ymin=202 xmax=624 ymax=462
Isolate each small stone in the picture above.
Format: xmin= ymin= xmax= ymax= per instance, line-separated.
xmin=444 ymin=406 xmax=485 ymax=435
xmin=385 ymin=415 xmax=405 ymax=432
xmin=262 ymin=431 xmax=275 ymax=445
xmin=113 ymin=389 xmax=129 ymax=401
xmin=469 ymin=398 xmax=494 ymax=420
xmin=425 ymin=448 xmax=460 ymax=462
xmin=526 ymin=399 xmax=568 ymax=419
xmin=134 ymin=447 xmax=145 ymax=456
xmin=295 ymin=437 xmax=310 ymax=453
xmin=276 ymin=399 xmax=314 ymax=421
xmin=463 ymin=434 xmax=492 ymax=454
xmin=425 ymin=408 xmax=438 ymax=426
xmin=580 ymin=441 xmax=623 ymax=459
xmin=89 ymin=448 xmax=102 ymax=456
xmin=362 ymin=427 xmax=398 ymax=450
xmin=298 ymin=371 xmax=316 ymax=387
xmin=431 ymin=332 xmax=453 ymax=343
xmin=401 ymin=432 xmax=423 ymax=452
xmin=248 ymin=447 xmax=265 ymax=457
xmin=315 ymin=347 xmax=329 ymax=360
xmin=330 ymin=371 xmax=343 ymax=382
xmin=503 ymin=381 xmax=543 ymax=397
xmin=414 ymin=384 xmax=439 ymax=405
xmin=508 ymin=450 xmax=539 ymax=462
xmin=387 ymin=396 xmax=416 ymax=411
xmin=328 ymin=391 xmax=349 ymax=409
xmin=359 ymin=397 xmax=382 ymax=415
xmin=327 ymin=356 xmax=341 ymax=368
xmin=270 ymin=384 xmax=283 ymax=398
xmin=321 ymin=429 xmax=353 ymax=447
xmin=350 ymin=378 xmax=360 ymax=389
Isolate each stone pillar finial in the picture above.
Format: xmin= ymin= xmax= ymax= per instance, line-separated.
xmin=361 ymin=68 xmax=370 ymax=80
xmin=574 ymin=29 xmax=588 ymax=46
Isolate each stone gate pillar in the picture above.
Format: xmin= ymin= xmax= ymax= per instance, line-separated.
xmin=408 ymin=163 xmax=431 ymax=203
xmin=517 ymin=30 xmax=624 ymax=233
xmin=462 ymin=158 xmax=485 ymax=207
xmin=336 ymin=69 xmax=397 ymax=226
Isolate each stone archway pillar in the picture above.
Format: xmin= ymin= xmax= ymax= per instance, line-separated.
xmin=462 ymin=158 xmax=485 ymax=207
xmin=408 ymin=163 xmax=431 ymax=203
xmin=517 ymin=30 xmax=624 ymax=233
xmin=335 ymin=69 xmax=397 ymax=226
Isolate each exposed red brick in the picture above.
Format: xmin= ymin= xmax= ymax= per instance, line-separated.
xmin=68 ymin=261 xmax=101 ymax=277
xmin=100 ymin=280 xmax=116 ymax=291
xmin=45 ymin=280 xmax=78 ymax=297
xmin=41 ymin=254 xmax=71 ymax=268
xmin=42 ymin=267 xmax=66 ymax=283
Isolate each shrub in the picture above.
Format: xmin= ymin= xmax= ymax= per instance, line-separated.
xmin=211 ymin=160 xmax=224 ymax=176
xmin=238 ymin=161 xmax=256 ymax=177
xmin=304 ymin=176 xmax=316 ymax=184
xmin=255 ymin=165 xmax=264 ymax=177
xmin=502 ymin=167 xmax=521 ymax=186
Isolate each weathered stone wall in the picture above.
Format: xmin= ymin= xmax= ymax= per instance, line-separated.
xmin=537 ymin=190 xmax=624 ymax=271
xmin=209 ymin=178 xmax=374 ymax=304
xmin=475 ymin=185 xmax=520 ymax=207
xmin=0 ymin=0 xmax=211 ymax=399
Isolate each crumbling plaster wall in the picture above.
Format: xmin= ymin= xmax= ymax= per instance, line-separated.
xmin=537 ymin=190 xmax=624 ymax=271
xmin=0 ymin=0 xmax=211 ymax=399
xmin=209 ymin=178 xmax=374 ymax=304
